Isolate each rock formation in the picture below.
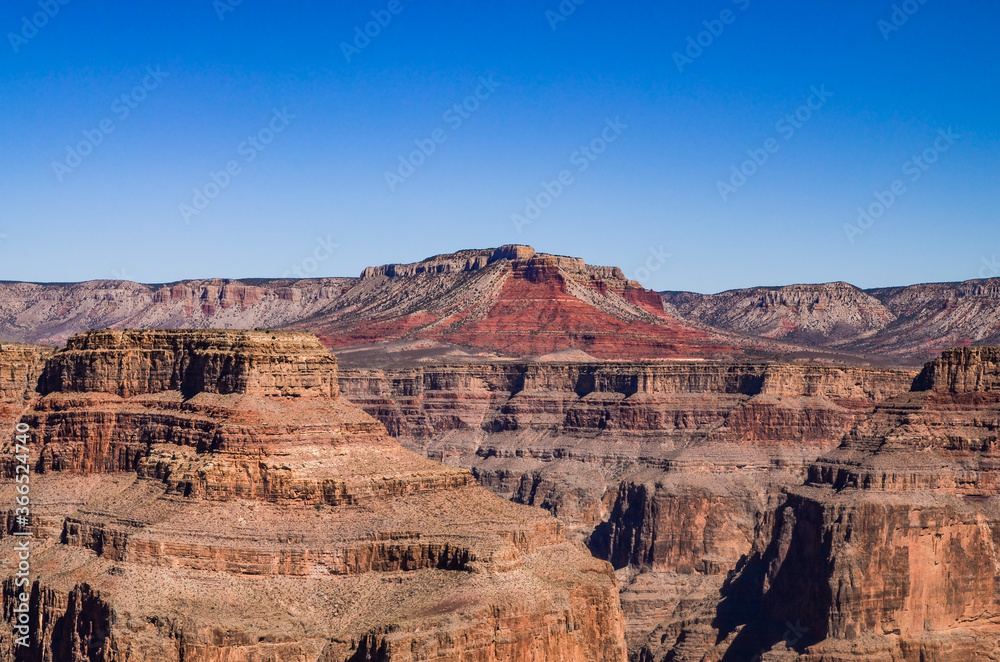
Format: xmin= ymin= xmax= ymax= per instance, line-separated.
xmin=638 ymin=346 xmax=1000 ymax=660
xmin=0 ymin=330 xmax=628 ymax=661
xmin=0 ymin=344 xmax=51 ymax=429
xmin=0 ymin=247 xmax=743 ymax=360
xmin=338 ymin=360 xmax=920 ymax=657
xmin=296 ymin=246 xmax=739 ymax=360
xmin=4 ymin=248 xmax=1000 ymax=361
xmin=664 ymin=277 xmax=1000 ymax=361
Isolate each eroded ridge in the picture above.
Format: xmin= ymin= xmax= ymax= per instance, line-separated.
xmin=0 ymin=330 xmax=628 ymax=662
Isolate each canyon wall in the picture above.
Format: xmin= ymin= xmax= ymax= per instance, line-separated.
xmin=339 ymin=359 xmax=920 ymax=658
xmin=704 ymin=345 xmax=1000 ymax=660
xmin=0 ymin=331 xmax=628 ymax=662
xmin=343 ymin=355 xmax=1000 ymax=660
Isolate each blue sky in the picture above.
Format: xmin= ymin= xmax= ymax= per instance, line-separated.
xmin=0 ymin=0 xmax=997 ymax=292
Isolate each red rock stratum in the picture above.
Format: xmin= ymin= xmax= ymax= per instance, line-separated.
xmin=0 ymin=330 xmax=628 ymax=662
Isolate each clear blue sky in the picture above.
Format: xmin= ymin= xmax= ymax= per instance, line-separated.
xmin=1 ymin=0 xmax=997 ymax=292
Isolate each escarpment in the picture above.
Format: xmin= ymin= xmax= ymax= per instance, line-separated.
xmin=0 ymin=343 xmax=51 ymax=431
xmin=694 ymin=346 xmax=1000 ymax=661
xmin=339 ymin=360 xmax=920 ymax=657
xmin=340 ymin=360 xmax=917 ymax=529
xmin=0 ymin=330 xmax=628 ymax=662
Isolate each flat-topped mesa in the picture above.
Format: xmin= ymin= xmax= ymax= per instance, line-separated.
xmin=0 ymin=330 xmax=629 ymax=662
xmin=41 ymin=329 xmax=338 ymax=398
xmin=913 ymin=345 xmax=1000 ymax=393
xmin=359 ymin=244 xmax=630 ymax=282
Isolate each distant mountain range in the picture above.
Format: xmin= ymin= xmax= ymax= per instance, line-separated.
xmin=2 ymin=245 xmax=998 ymax=364
xmin=662 ymin=278 xmax=1000 ymax=362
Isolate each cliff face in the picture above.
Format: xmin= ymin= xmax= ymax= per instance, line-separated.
xmin=0 ymin=331 xmax=628 ymax=662
xmin=41 ymin=329 xmax=340 ymax=398
xmin=0 ymin=344 xmax=51 ymax=429
xmin=339 ymin=360 xmax=919 ymax=658
xmin=704 ymin=346 xmax=1000 ymax=661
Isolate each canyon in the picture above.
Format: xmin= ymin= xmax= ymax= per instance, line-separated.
xmin=0 ymin=330 xmax=628 ymax=661
xmin=1 ymin=246 xmax=999 ymax=661
xmin=340 ymin=349 xmax=1000 ymax=660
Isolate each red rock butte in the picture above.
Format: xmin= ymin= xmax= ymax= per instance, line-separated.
xmin=0 ymin=330 xmax=628 ymax=661
xmin=298 ymin=245 xmax=739 ymax=359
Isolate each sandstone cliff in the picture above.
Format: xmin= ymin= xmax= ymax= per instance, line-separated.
xmin=338 ymin=360 xmax=920 ymax=658
xmin=672 ymin=346 xmax=1000 ymax=661
xmin=0 ymin=330 xmax=628 ymax=662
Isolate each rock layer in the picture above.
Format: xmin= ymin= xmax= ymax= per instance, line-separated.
xmin=692 ymin=346 xmax=1000 ymax=661
xmin=0 ymin=247 xmax=741 ymax=360
xmin=0 ymin=330 xmax=628 ymax=662
xmin=338 ymin=359 xmax=920 ymax=659
xmin=664 ymin=277 xmax=1000 ymax=361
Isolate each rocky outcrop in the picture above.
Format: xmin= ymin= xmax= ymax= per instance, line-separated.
xmin=0 ymin=343 xmax=51 ymax=436
xmin=41 ymin=329 xmax=339 ymax=398
xmin=0 ymin=330 xmax=628 ymax=662
xmin=691 ymin=346 xmax=1000 ymax=661
xmin=301 ymin=247 xmax=739 ymax=360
